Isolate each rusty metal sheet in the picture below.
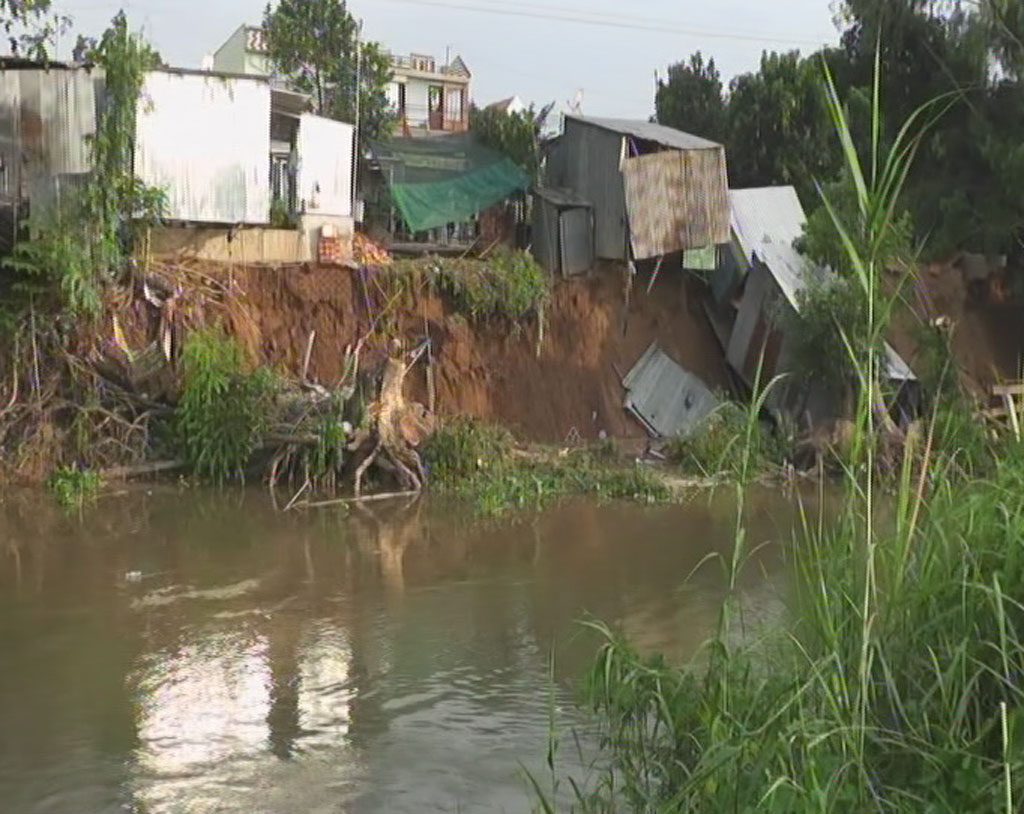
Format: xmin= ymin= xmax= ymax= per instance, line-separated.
xmin=622 ymin=147 xmax=729 ymax=260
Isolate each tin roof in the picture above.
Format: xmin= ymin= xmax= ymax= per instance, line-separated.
xmin=566 ymin=115 xmax=721 ymax=151
xmin=730 ymin=185 xmax=807 ymax=262
xmin=751 ymin=240 xmax=916 ymax=382
xmin=623 ymin=343 xmax=719 ymax=438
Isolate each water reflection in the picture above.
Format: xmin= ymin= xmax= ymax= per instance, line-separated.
xmin=0 ymin=486 xmax=816 ymax=813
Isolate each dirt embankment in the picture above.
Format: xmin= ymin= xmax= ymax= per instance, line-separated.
xmin=889 ymin=262 xmax=1024 ymax=395
xmin=219 ymin=261 xmax=730 ymax=444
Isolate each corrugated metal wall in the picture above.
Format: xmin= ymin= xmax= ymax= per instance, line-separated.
xmin=726 ymin=263 xmax=775 ymax=378
xmin=560 ymin=206 xmax=593 ymax=275
xmin=531 ymin=193 xmax=559 ymax=274
xmin=296 ymin=113 xmax=354 ymax=218
xmin=621 ymin=147 xmax=730 ymax=260
xmin=0 ymin=66 xmax=96 ymax=251
xmin=0 ymin=67 xmax=96 ymax=196
xmin=558 ymin=118 xmax=627 ymax=260
xmin=135 ymin=70 xmax=270 ymax=224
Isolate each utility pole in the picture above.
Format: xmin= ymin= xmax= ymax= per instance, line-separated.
xmin=353 ymin=18 xmax=363 ymax=221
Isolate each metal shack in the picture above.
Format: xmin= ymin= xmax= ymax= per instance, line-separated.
xmin=723 ymin=186 xmax=917 ymax=426
xmin=544 ymin=115 xmax=730 ymax=262
xmin=135 ymin=67 xmax=272 ymax=225
xmin=531 ymin=186 xmax=593 ymax=276
xmin=0 ymin=59 xmax=97 ymax=252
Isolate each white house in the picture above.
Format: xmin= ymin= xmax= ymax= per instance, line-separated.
xmin=385 ymin=51 xmax=471 ymax=135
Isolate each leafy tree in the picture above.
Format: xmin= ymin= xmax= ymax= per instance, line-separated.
xmin=725 ymin=50 xmax=842 ymax=204
xmin=469 ymin=103 xmax=552 ymax=182
xmin=2 ymin=0 xmax=68 ymax=57
xmin=654 ymin=52 xmax=727 ymax=143
xmin=263 ymin=0 xmax=394 ymax=142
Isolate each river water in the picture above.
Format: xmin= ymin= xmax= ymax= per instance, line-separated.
xmin=0 ymin=486 xmax=805 ymax=813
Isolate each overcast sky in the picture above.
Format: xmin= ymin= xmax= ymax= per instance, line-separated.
xmin=54 ymin=0 xmax=841 ymax=119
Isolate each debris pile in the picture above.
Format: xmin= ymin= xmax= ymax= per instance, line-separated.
xmin=354 ymin=233 xmax=392 ymax=266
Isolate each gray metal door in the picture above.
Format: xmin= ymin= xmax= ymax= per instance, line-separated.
xmin=559 ymin=206 xmax=593 ymax=276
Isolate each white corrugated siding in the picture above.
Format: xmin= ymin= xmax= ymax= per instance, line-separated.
xmin=135 ymin=71 xmax=270 ymax=224
xmin=296 ymin=113 xmax=353 ymax=217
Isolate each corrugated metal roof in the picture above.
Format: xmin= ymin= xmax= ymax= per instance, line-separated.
xmin=730 ymin=185 xmax=807 ymax=262
xmin=751 ymin=240 xmax=916 ymax=381
xmin=623 ymin=343 xmax=719 ymax=437
xmin=566 ymin=115 xmax=721 ymax=151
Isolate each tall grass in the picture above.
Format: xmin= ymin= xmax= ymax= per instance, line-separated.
xmin=541 ymin=55 xmax=1024 ymax=812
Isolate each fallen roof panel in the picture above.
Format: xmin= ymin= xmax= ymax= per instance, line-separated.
xmin=624 ymin=343 xmax=720 ymax=438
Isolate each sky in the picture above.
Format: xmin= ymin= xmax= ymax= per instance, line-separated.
xmin=53 ymin=0 xmax=842 ymax=120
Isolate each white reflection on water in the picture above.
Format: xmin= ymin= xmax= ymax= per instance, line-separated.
xmin=127 ymin=622 xmax=359 ymax=813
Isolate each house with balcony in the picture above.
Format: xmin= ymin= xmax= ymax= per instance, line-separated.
xmin=386 ymin=52 xmax=470 ymax=135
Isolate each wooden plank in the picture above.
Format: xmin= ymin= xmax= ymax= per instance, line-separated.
xmin=1005 ymin=393 xmax=1021 ymax=441
xmin=991 ymin=382 xmax=1024 ymax=397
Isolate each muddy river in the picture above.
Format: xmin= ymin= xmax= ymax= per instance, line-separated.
xmin=0 ymin=487 xmax=806 ymax=813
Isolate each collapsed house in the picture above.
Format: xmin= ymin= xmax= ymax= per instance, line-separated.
xmin=0 ymin=60 xmax=356 ymax=264
xmin=716 ymin=186 xmax=919 ymax=428
xmin=534 ymin=115 xmax=730 ymax=271
xmin=532 ymin=116 xmax=732 ymax=437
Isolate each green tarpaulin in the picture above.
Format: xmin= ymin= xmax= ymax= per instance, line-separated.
xmin=370 ymin=133 xmax=529 ymax=233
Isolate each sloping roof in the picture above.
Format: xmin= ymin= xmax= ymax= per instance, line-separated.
xmin=487 ymin=96 xmax=515 ymax=112
xmin=566 ymin=115 xmax=721 ymax=151
xmin=751 ymin=239 xmax=916 ymax=382
xmin=448 ymin=55 xmax=471 ymax=77
xmin=730 ymin=186 xmax=807 ymax=262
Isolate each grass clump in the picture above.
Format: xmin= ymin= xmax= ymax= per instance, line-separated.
xmin=47 ymin=465 xmax=102 ymax=509
xmin=422 ymin=414 xmax=515 ymax=485
xmin=536 ymin=57 xmax=1024 ymax=814
xmin=424 ymin=416 xmax=670 ymax=516
xmin=664 ymin=401 xmax=785 ymax=478
xmin=175 ymin=328 xmax=273 ymax=484
xmin=392 ymin=247 xmax=550 ymax=324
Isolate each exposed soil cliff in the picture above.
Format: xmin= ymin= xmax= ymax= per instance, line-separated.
xmin=207 ymin=261 xmax=731 ymax=444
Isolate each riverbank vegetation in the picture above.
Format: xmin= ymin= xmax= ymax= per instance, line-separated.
xmin=535 ymin=50 xmax=1024 ymax=813
xmin=424 ymin=416 xmax=669 ymax=517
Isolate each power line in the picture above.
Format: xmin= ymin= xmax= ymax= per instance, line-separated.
xmin=377 ymin=0 xmax=835 ymax=48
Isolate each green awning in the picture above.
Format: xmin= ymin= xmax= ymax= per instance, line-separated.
xmin=371 ymin=133 xmax=529 ymax=233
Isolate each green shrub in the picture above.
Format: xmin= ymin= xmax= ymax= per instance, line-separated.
xmin=664 ymin=402 xmax=785 ymax=478
xmin=422 ymin=415 xmax=514 ymax=486
xmin=175 ymin=329 xmax=273 ymax=483
xmin=48 ymin=465 xmax=101 ymax=509
xmin=425 ymin=417 xmax=670 ymax=515
xmin=392 ymin=249 xmax=550 ymax=324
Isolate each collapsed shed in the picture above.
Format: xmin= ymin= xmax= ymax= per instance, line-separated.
xmin=543 ymin=116 xmax=730 ymax=262
xmin=722 ymin=186 xmax=919 ymax=427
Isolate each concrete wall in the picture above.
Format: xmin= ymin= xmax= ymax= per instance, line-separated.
xmin=149 ymin=225 xmax=310 ymax=263
xmin=149 ymin=219 xmax=353 ymax=265
xmin=212 ymin=26 xmax=271 ymax=76
xmin=211 ymin=26 xmax=247 ymax=73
